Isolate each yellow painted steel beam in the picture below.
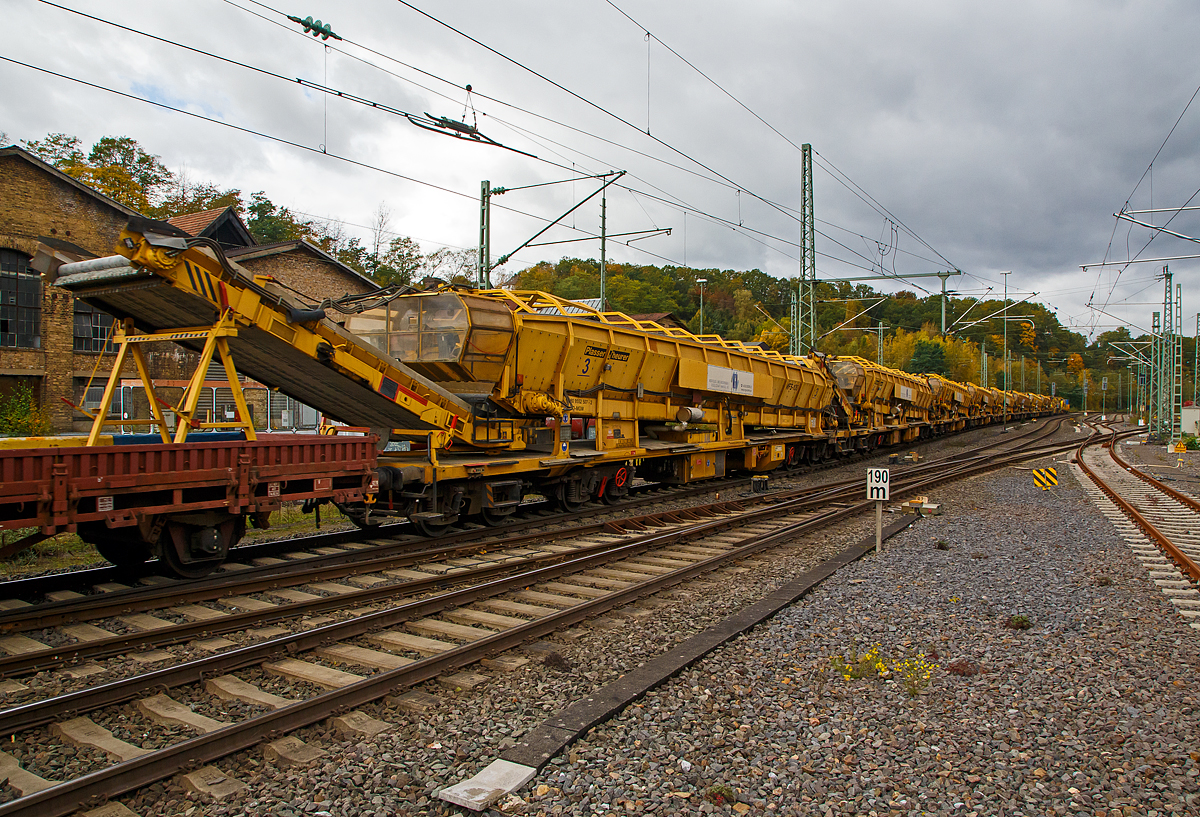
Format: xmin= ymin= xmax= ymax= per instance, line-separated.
xmin=113 ymin=227 xmax=478 ymax=445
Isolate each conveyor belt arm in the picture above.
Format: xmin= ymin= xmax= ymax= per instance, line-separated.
xmin=66 ymin=221 xmax=479 ymax=444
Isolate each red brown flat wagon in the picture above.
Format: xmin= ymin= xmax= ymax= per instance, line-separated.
xmin=0 ymin=434 xmax=377 ymax=576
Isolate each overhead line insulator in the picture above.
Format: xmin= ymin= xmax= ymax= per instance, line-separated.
xmin=287 ymin=14 xmax=342 ymax=41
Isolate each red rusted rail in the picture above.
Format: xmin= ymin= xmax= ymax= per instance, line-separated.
xmin=1076 ymin=429 xmax=1200 ymax=584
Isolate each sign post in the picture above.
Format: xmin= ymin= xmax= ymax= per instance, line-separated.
xmin=867 ymin=468 xmax=890 ymax=554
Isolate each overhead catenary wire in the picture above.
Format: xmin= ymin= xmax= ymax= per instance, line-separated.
xmin=33 ymin=0 xmax=870 ymax=275
xmin=388 ymin=0 xmax=945 ymax=276
xmin=1088 ymin=76 xmax=1200 ymax=331
xmin=100 ymin=0 xmax=945 ymax=281
xmin=601 ymin=0 xmax=959 ymax=272
xmin=0 ymin=53 xmax=680 ymax=266
xmin=27 ymin=0 xmax=960 ymax=290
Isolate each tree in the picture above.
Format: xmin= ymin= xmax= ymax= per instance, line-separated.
xmin=86 ymin=137 xmax=172 ymax=206
xmin=369 ymin=202 xmax=392 ymax=267
xmin=149 ymin=170 xmax=241 ymax=220
xmin=909 ymin=339 xmax=949 ymax=375
xmin=1018 ymin=321 xmax=1036 ymax=349
xmin=246 ymin=191 xmax=312 ymax=244
xmin=370 ymin=236 xmax=423 ymax=287
xmin=23 ymin=132 xmax=172 ymax=212
xmin=422 ymin=247 xmax=476 ymax=286
xmin=22 ymin=133 xmax=86 ymax=167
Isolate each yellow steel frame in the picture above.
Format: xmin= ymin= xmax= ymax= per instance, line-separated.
xmin=85 ymin=313 xmax=257 ymax=445
xmin=478 ymin=288 xmax=803 ymax=362
xmin=115 ymin=228 xmax=472 ymax=443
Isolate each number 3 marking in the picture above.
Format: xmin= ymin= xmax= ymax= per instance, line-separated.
xmin=582 ymin=358 xmax=591 ymax=375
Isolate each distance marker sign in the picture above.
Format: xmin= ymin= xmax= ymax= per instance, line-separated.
xmin=867 ymin=468 xmax=890 ymax=501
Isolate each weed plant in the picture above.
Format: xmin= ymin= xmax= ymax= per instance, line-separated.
xmin=830 ymin=644 xmax=885 ymax=681
xmin=892 ymin=655 xmax=938 ymax=697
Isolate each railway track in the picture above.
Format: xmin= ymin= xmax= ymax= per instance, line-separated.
xmin=1075 ymin=422 xmax=1200 ymax=629
xmin=0 ymin=434 xmax=940 ymax=604
xmin=1 ymin=413 xmax=1065 ymax=605
xmin=0 ymin=416 xmax=1070 ymax=607
xmin=0 ymin=417 xmax=1087 ymax=815
xmin=0 ymin=418 xmax=1073 ymax=664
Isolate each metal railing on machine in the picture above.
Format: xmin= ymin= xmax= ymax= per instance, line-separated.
xmin=102 ymin=386 xmax=324 ymax=436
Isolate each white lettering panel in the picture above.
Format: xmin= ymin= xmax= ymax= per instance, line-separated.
xmin=706 ymin=365 xmax=755 ymax=396
xmin=866 ymin=468 xmax=890 ymax=501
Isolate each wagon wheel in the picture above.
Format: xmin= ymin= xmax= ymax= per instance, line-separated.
xmin=78 ymin=523 xmax=153 ymax=569
xmin=157 ymin=519 xmax=240 ymax=579
xmin=480 ymin=507 xmax=517 ymax=527
xmin=413 ymin=517 xmax=454 ymax=537
xmin=160 ymin=541 xmax=221 ymax=579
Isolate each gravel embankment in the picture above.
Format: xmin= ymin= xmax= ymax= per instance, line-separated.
xmin=514 ymin=449 xmax=1200 ymax=816
xmin=82 ymin=418 xmax=1200 ymax=816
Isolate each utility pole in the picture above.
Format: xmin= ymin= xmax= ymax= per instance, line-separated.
xmin=938 ymin=270 xmax=955 ymax=337
xmin=477 ymin=180 xmax=491 ymax=289
xmin=798 ymin=143 xmax=816 ymax=352
xmin=599 ymin=187 xmax=607 ymax=311
xmin=1151 ymin=311 xmax=1162 ymax=434
xmin=1002 ymin=271 xmax=1010 ymax=424
xmin=697 ymin=278 xmax=708 ymax=335
xmin=1172 ymin=280 xmax=1183 ymax=441
xmin=878 ymin=322 xmax=884 ymax=364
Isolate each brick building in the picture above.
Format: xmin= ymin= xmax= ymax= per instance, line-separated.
xmin=0 ymin=146 xmax=143 ymax=431
xmin=0 ymin=145 xmax=378 ymax=434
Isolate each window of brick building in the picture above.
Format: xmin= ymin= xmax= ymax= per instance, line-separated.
xmin=0 ymin=249 xmax=41 ymax=349
xmin=73 ymin=301 xmax=117 ymax=353
xmin=77 ymin=381 xmax=121 ymax=419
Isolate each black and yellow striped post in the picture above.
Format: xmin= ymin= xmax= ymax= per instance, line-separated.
xmin=1032 ymin=467 xmax=1058 ymax=491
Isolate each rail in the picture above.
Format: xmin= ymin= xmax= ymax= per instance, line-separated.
xmin=1074 ymin=424 xmax=1200 ymax=583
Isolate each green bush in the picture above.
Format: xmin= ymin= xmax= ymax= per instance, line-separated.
xmin=0 ymin=383 xmax=54 ymax=437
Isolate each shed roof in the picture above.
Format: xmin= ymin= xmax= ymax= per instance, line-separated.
xmin=167 ymin=206 xmax=255 ymax=249
xmin=227 ymin=240 xmax=377 ymax=293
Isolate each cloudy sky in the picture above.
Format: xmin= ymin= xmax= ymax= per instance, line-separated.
xmin=3 ymin=0 xmax=1199 ymax=341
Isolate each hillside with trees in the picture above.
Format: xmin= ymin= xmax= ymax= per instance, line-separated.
xmin=14 ymin=131 xmax=1171 ymax=411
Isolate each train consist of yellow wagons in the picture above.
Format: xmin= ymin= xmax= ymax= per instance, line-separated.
xmin=35 ymin=219 xmax=1063 ymax=551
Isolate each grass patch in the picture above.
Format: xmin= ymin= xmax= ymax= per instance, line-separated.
xmin=0 ymin=530 xmax=103 ymax=578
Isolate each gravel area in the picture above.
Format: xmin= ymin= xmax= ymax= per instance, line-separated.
xmin=513 ymin=452 xmax=1199 ymax=816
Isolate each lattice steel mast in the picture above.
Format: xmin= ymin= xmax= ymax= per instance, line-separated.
xmin=794 ymin=143 xmax=816 ymax=354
